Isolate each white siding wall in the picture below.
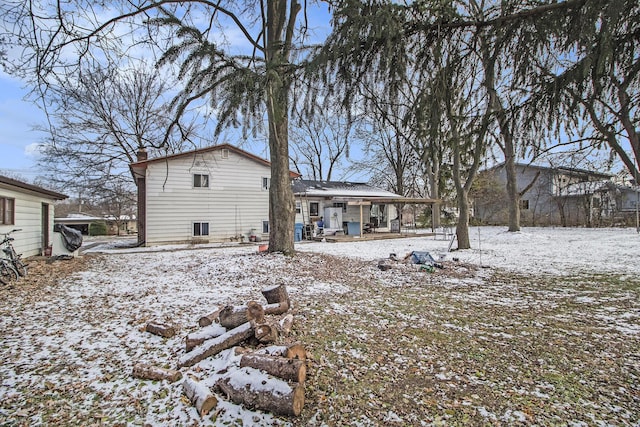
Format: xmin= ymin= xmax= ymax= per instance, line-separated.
xmin=0 ymin=187 xmax=57 ymax=258
xmin=145 ymin=149 xmax=271 ymax=245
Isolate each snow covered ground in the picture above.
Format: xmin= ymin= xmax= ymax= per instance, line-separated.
xmin=0 ymin=226 xmax=638 ymax=426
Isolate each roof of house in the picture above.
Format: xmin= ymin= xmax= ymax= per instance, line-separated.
xmin=292 ymin=180 xmax=403 ymax=199
xmin=129 ymin=143 xmax=301 ymax=179
xmin=0 ymin=175 xmax=67 ymax=200
xmin=488 ymin=162 xmax=613 ymax=179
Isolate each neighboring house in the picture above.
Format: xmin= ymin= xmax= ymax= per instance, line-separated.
xmin=54 ymin=213 xmax=105 ymax=235
xmin=130 ymin=144 xmax=299 ymax=246
xmin=292 ymin=180 xmax=412 ymax=236
xmin=0 ymin=175 xmax=67 ymax=257
xmin=474 ymin=163 xmax=631 ymax=227
xmin=54 ymin=213 xmax=137 ymax=235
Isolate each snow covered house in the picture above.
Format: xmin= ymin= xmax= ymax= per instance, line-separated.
xmin=130 ymin=144 xmax=299 ymax=246
xmin=0 ymin=174 xmax=67 ymax=257
xmin=292 ymin=180 xmax=408 ymax=237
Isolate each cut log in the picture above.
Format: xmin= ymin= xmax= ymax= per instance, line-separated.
xmin=264 ymin=302 xmax=289 ymax=315
xmin=261 ymin=283 xmax=290 ymax=306
xmin=198 ymin=308 xmax=222 ymax=327
xmin=183 ymin=377 xmax=218 ymax=417
xmin=178 ymin=322 xmax=254 ymax=368
xmin=219 ymin=305 xmax=249 ymax=329
xmin=279 ymin=314 xmax=294 ymax=335
xmin=254 ymin=321 xmax=278 ymax=343
xmin=240 ymin=353 xmax=306 ymax=383
xmin=216 ymin=367 xmax=305 ymax=416
xmin=255 ymin=344 xmax=307 ymax=360
xmin=246 ymin=301 xmax=265 ymax=324
xmin=185 ymin=323 xmax=227 ymax=352
xmin=132 ymin=363 xmax=182 ymax=383
xmin=145 ymin=321 xmax=176 ymax=338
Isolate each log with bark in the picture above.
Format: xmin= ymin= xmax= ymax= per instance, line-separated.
xmin=218 ymin=305 xmax=249 ymax=329
xmin=132 ymin=363 xmax=182 ymax=383
xmin=198 ymin=308 xmax=222 ymax=327
xmin=240 ymin=353 xmax=306 ymax=383
xmin=185 ymin=323 xmax=227 ymax=352
xmin=279 ymin=313 xmax=294 ymax=335
xmin=254 ymin=321 xmax=278 ymax=343
xmin=246 ymin=300 xmax=265 ymax=324
xmin=262 ymin=284 xmax=290 ymax=315
xmin=216 ymin=367 xmax=305 ymax=417
xmin=256 ymin=344 xmax=307 ymax=360
xmin=183 ymin=377 xmax=218 ymax=417
xmin=145 ymin=321 xmax=176 ymax=338
xmin=178 ymin=322 xmax=254 ymax=368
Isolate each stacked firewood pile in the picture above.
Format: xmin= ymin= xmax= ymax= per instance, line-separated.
xmin=133 ymin=284 xmax=307 ymax=418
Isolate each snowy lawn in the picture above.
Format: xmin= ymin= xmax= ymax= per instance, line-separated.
xmin=0 ymin=226 xmax=638 ymax=426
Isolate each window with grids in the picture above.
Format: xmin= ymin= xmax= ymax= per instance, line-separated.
xmin=193 ymin=174 xmax=209 ymax=188
xmin=193 ymin=222 xmax=209 ymax=236
xmin=0 ymin=197 xmax=15 ymax=225
xmin=519 ymin=199 xmax=530 ymax=210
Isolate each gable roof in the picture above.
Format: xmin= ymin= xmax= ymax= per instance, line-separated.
xmin=0 ymin=175 xmax=67 ymax=200
xmin=130 ymin=143 xmax=301 ymax=179
xmin=487 ymin=162 xmax=612 ymax=179
xmin=292 ymin=180 xmax=402 ymax=198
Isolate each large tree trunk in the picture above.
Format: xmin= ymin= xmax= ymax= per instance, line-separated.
xmin=178 ymin=322 xmax=254 ymax=368
xmin=216 ymin=368 xmax=305 ymax=416
xmin=265 ymin=1 xmax=301 ymax=256
xmin=456 ymin=189 xmax=471 ymax=249
xmin=504 ymin=153 xmax=521 ymax=232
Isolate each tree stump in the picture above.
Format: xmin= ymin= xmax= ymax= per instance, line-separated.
xmin=145 ymin=321 xmax=176 ymax=338
xmin=178 ymin=322 xmax=254 ymax=368
xmin=198 ymin=308 xmax=222 ymax=327
xmin=132 ymin=363 xmax=182 ymax=383
xmin=240 ymin=353 xmax=306 ymax=383
xmin=216 ymin=367 xmax=305 ymax=416
xmin=183 ymin=377 xmax=218 ymax=417
xmin=185 ymin=323 xmax=227 ymax=352
xmin=262 ymin=284 xmax=290 ymax=306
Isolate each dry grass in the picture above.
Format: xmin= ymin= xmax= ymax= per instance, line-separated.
xmin=0 ymin=251 xmax=638 ymax=426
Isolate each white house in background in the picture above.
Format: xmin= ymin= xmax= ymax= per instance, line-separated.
xmin=0 ymin=175 xmax=68 ymax=257
xmin=130 ymin=144 xmax=300 ymax=246
xmin=292 ymin=180 xmax=407 ymax=237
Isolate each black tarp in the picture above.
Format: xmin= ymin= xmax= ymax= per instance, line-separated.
xmin=55 ymin=224 xmax=83 ymax=251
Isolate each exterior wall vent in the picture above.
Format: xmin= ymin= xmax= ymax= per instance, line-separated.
xmin=221 ymin=148 xmax=229 ymax=159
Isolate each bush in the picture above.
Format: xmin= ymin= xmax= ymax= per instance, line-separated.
xmin=89 ymin=221 xmax=108 ymax=236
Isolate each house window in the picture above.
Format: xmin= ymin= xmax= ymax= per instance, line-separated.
xmin=333 ymin=202 xmax=347 ymax=213
xmin=262 ymin=220 xmax=269 ymax=234
xmin=295 ymin=201 xmax=301 ymax=214
xmin=310 ymin=202 xmax=319 ymax=216
xmin=193 ymin=222 xmax=209 ymax=236
xmin=262 ymin=177 xmax=270 ymax=190
xmin=520 ymin=199 xmax=529 ymax=210
xmin=193 ymin=174 xmax=209 ymax=188
xmin=0 ymin=197 xmax=15 ymax=225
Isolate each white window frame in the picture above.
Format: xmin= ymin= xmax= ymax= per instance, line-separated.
xmin=193 ymin=174 xmax=209 ymax=188
xmin=262 ymin=177 xmax=270 ymax=191
xmin=193 ymin=221 xmax=210 ymax=236
xmin=295 ymin=201 xmax=301 ymax=214
xmin=262 ymin=220 xmax=269 ymax=234
xmin=309 ymin=202 xmax=319 ymax=216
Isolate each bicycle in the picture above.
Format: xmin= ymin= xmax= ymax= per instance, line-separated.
xmin=1 ymin=229 xmax=28 ymax=277
xmin=0 ymin=258 xmax=19 ymax=285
